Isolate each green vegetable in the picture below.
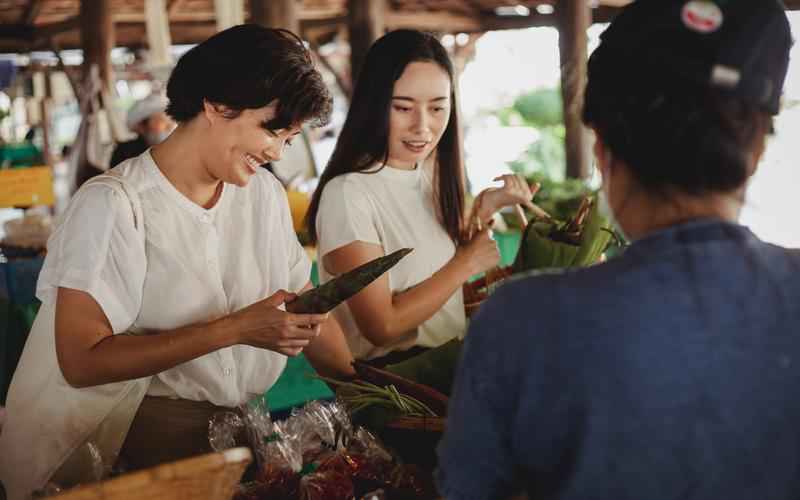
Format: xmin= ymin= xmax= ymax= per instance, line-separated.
xmin=315 ymin=376 xmax=437 ymax=418
xmin=385 ymin=339 xmax=463 ymax=396
xmin=512 ymin=197 xmax=614 ymax=272
xmin=287 ymin=248 xmax=412 ymax=314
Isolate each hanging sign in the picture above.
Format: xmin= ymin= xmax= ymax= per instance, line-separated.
xmin=0 ymin=166 xmax=55 ymax=207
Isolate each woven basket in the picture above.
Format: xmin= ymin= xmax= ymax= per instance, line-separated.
xmin=463 ymin=265 xmax=514 ymax=318
xmin=52 ymin=447 xmax=252 ymax=500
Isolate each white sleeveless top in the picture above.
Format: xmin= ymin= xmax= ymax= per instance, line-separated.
xmin=0 ymin=150 xmax=311 ymax=499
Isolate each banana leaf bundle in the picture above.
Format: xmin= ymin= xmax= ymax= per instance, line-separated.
xmin=512 ymin=196 xmax=615 ymax=273
xmin=287 ymin=248 xmax=413 ymax=314
xmin=385 ymin=339 xmax=463 ymax=396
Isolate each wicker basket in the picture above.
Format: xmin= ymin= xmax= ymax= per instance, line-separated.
xmin=463 ymin=265 xmax=514 ymax=318
xmin=51 ymin=447 xmax=252 ymax=500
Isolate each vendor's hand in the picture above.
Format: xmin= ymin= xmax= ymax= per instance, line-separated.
xmin=479 ymin=174 xmax=537 ymax=217
xmin=231 ymin=290 xmax=329 ymax=357
xmin=456 ymin=227 xmax=500 ymax=276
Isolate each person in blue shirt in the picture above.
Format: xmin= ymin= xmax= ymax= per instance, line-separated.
xmin=437 ymin=1 xmax=799 ymax=499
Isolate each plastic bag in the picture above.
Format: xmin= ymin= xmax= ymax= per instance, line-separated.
xmin=208 ymin=411 xmax=245 ymax=452
xmin=239 ymin=397 xmax=276 ymax=472
xmin=298 ymin=468 xmax=353 ymax=500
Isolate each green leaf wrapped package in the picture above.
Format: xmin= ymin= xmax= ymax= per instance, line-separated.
xmin=512 ymin=197 xmax=613 ymax=273
xmin=286 ymin=248 xmax=412 ymax=314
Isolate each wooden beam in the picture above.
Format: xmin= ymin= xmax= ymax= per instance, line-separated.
xmin=348 ymin=0 xmax=385 ymax=82
xmin=113 ymin=11 xmax=216 ymax=23
xmin=385 ymin=11 xmax=481 ymax=32
xmin=0 ymin=24 xmax=35 ymax=42
xmin=168 ymin=0 xmax=188 ymax=15
xmin=250 ymin=0 xmax=299 ymax=33
xmin=479 ymin=5 xmax=619 ymax=31
xmin=80 ymin=0 xmax=114 ymax=89
xmin=557 ymin=0 xmax=592 ymax=180
xmin=36 ymin=16 xmax=80 ymax=41
xmin=20 ymin=0 xmax=44 ymax=26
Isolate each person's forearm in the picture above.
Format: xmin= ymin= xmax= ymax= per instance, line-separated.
xmin=60 ymin=316 xmax=238 ymax=388
xmin=303 ymin=317 xmax=355 ymax=378
xmin=366 ymin=255 xmax=473 ymax=345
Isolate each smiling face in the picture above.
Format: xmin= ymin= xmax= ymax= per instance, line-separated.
xmin=386 ymin=61 xmax=452 ymax=169
xmin=202 ymin=101 xmax=301 ymax=187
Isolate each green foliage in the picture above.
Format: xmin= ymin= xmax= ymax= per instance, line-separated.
xmin=498 ymin=87 xmax=567 ymax=182
xmin=507 ymin=127 xmax=566 ymax=181
xmin=511 ymin=88 xmax=563 ymax=127
xmin=492 ymin=86 xmax=593 ymax=229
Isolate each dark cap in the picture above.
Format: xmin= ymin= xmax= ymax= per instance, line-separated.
xmin=589 ymin=0 xmax=792 ymax=115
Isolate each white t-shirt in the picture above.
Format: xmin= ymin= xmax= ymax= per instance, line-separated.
xmin=316 ymin=163 xmax=466 ymax=360
xmin=0 ymin=150 xmax=310 ymax=499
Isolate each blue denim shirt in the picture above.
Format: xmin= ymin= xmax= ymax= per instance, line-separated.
xmin=437 ymin=220 xmax=800 ymax=500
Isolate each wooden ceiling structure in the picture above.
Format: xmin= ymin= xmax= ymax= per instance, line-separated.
xmin=0 ymin=0 xmax=653 ymax=53
xmin=1 ymin=0 xmax=797 ymax=178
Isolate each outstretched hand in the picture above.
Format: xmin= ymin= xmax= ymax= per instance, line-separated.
xmin=480 ymin=174 xmax=537 ymax=214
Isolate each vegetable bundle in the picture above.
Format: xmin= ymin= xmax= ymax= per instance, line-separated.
xmin=512 ymin=196 xmax=615 ymax=273
xmin=287 ymin=248 xmax=412 ymax=314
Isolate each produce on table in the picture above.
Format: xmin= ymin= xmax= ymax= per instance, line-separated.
xmin=227 ymin=400 xmax=436 ymax=499
xmin=286 ymin=248 xmax=413 ymax=314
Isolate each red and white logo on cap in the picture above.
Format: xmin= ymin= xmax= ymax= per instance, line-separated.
xmin=681 ymin=0 xmax=723 ymax=34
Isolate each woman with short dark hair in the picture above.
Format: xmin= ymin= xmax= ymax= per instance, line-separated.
xmin=0 ymin=25 xmax=352 ymax=499
xmin=306 ymin=30 xmax=536 ymax=363
xmin=438 ymin=1 xmax=800 ymax=498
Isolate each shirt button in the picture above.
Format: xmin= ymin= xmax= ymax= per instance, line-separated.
xmin=223 ymin=368 xmax=232 ymax=376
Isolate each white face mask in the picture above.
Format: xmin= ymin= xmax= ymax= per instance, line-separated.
xmin=144 ymin=130 xmax=171 ymax=146
xmin=598 ymin=186 xmax=628 ymax=243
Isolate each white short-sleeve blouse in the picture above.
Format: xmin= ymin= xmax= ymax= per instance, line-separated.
xmin=0 ymin=150 xmax=311 ymax=499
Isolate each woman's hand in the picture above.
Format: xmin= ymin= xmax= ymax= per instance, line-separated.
xmin=478 ymin=174 xmax=537 ymax=217
xmin=231 ymin=290 xmax=329 ymax=356
xmin=455 ymin=227 xmax=500 ymax=276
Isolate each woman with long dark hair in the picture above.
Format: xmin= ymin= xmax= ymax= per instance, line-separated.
xmin=306 ymin=30 xmax=535 ymax=363
xmin=0 ymin=25 xmax=353 ymax=499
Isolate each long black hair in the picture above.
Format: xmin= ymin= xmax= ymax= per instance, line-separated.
xmin=307 ymin=29 xmax=465 ymax=245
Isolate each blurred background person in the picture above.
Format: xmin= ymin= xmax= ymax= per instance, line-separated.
xmin=110 ymin=93 xmax=175 ymax=168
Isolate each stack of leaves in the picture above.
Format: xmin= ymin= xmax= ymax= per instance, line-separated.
xmin=384 ymin=338 xmax=463 ymax=396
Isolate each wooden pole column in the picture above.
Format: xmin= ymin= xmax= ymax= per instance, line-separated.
xmin=80 ymin=0 xmax=114 ymax=90
xmin=40 ymin=68 xmax=52 ymax=165
xmin=348 ymin=0 xmax=385 ymax=82
xmin=557 ymin=0 xmax=591 ymax=180
xmin=250 ymin=0 xmax=299 ymax=34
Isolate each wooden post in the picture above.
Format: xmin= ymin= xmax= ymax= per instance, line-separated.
xmin=80 ymin=0 xmax=114 ymax=90
xmin=40 ymin=68 xmax=52 ymax=165
xmin=145 ymin=0 xmax=173 ymax=68
xmin=348 ymin=0 xmax=385 ymax=82
xmin=250 ymin=0 xmax=299 ymax=34
xmin=557 ymin=0 xmax=591 ymax=180
xmin=214 ymin=0 xmax=245 ymax=32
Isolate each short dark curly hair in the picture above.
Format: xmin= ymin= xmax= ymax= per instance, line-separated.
xmin=166 ymin=24 xmax=332 ymax=130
